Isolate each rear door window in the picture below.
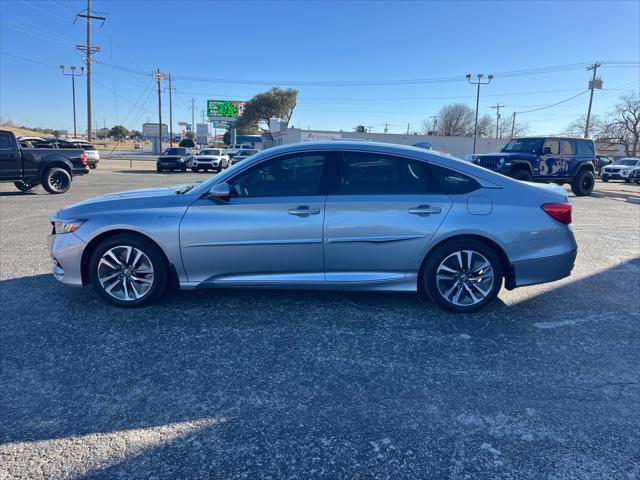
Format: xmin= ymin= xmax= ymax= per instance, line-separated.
xmin=337 ymin=152 xmax=440 ymax=194
xmin=562 ymin=140 xmax=575 ymax=155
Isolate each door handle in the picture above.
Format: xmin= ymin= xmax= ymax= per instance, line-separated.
xmin=408 ymin=205 xmax=441 ymax=216
xmin=7 ymin=154 xmax=18 ymax=159
xmin=288 ymin=206 xmax=321 ymax=216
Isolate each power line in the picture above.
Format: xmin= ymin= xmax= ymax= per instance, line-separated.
xmin=95 ymin=60 xmax=629 ymax=87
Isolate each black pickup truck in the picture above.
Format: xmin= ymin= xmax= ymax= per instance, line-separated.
xmin=0 ymin=130 xmax=89 ymax=194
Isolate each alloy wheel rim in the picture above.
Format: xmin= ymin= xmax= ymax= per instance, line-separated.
xmin=436 ymin=250 xmax=494 ymax=307
xmin=97 ymin=245 xmax=154 ymax=301
xmin=50 ymin=172 xmax=70 ymax=191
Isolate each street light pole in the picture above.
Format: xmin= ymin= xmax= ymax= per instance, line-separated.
xmin=60 ymin=65 xmax=84 ymax=138
xmin=466 ymin=73 xmax=493 ymax=154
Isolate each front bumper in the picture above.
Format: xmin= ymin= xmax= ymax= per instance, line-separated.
xmin=510 ymin=249 xmax=577 ymax=288
xmin=47 ymin=232 xmax=87 ymax=286
xmin=601 ymin=171 xmax=630 ymax=179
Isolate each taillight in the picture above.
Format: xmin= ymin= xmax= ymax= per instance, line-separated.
xmin=542 ymin=203 xmax=572 ymax=225
xmin=80 ymin=152 xmax=87 ymax=165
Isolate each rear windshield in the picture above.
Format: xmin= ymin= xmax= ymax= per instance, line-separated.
xmin=201 ymin=149 xmax=221 ymax=155
xmin=164 ymin=148 xmax=187 ymax=155
xmin=501 ymin=138 xmax=543 ymax=153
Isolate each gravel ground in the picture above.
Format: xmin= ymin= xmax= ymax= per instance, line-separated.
xmin=1 ymin=169 xmax=639 ymax=479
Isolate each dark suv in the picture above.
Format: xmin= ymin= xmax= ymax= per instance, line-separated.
xmin=472 ymin=137 xmax=596 ymax=196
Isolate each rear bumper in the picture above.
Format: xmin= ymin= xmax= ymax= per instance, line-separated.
xmin=72 ymin=166 xmax=90 ymax=176
xmin=509 ymin=249 xmax=577 ymax=289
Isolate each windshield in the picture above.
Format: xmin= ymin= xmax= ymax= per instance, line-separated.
xmin=201 ymin=149 xmax=220 ymax=155
xmin=501 ymin=138 xmax=543 ymax=153
xmin=238 ymin=150 xmax=258 ymax=156
xmin=615 ymin=159 xmax=639 ymax=166
xmin=164 ymin=148 xmax=186 ymax=155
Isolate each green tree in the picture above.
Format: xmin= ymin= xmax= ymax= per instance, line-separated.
xmin=179 ymin=137 xmax=195 ymax=148
xmin=236 ymin=87 xmax=298 ymax=132
xmin=185 ymin=131 xmax=194 ymax=140
xmin=109 ymin=125 xmax=129 ymax=140
xmin=129 ymin=130 xmax=142 ymax=139
xmin=51 ymin=130 xmax=62 ymax=138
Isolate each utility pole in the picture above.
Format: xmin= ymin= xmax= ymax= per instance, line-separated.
xmin=430 ymin=115 xmax=438 ymax=134
xmin=75 ymin=0 xmax=105 ymax=142
xmin=59 ymin=65 xmax=84 ymax=138
xmin=383 ymin=123 xmax=390 ymax=134
xmin=406 ymin=123 xmax=410 ymax=134
xmin=167 ymin=74 xmax=173 ymax=147
xmin=466 ymin=73 xmax=494 ymax=154
xmin=491 ymin=103 xmax=505 ymax=138
xmin=191 ymin=97 xmax=195 ymax=139
xmin=584 ymin=62 xmax=603 ymax=138
xmin=153 ymin=69 xmax=164 ymax=153
xmin=510 ymin=112 xmax=516 ymax=138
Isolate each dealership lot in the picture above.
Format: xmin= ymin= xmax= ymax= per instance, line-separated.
xmin=1 ymin=167 xmax=639 ymax=479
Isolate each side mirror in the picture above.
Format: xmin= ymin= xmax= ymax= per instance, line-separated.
xmin=542 ymin=147 xmax=552 ymax=155
xmin=208 ymin=182 xmax=230 ymax=201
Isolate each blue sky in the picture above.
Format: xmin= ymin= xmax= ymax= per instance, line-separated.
xmin=1 ymin=0 xmax=639 ymax=135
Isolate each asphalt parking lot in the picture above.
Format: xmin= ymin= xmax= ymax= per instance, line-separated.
xmin=1 ymin=165 xmax=639 ymax=479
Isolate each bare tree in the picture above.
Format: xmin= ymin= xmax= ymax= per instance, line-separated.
xmin=497 ymin=116 xmax=529 ymax=138
xmin=563 ymin=114 xmax=604 ymax=138
xmin=599 ymin=92 xmax=640 ymax=157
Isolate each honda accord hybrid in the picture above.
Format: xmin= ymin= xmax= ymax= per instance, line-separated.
xmin=48 ymin=141 xmax=577 ymax=312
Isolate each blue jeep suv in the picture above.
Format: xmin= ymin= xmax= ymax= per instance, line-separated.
xmin=472 ymin=137 xmax=596 ymax=196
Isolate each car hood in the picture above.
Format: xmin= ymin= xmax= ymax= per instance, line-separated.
xmin=604 ymin=164 xmax=634 ymax=170
xmin=54 ymin=185 xmax=196 ymax=218
xmin=194 ymin=156 xmax=221 ymax=160
xmin=475 ymin=152 xmax=537 ymax=160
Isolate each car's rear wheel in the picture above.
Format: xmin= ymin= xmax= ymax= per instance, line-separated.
xmin=510 ymin=169 xmax=533 ymax=182
xmin=180 ymin=165 xmax=187 ymax=172
xmin=89 ymin=164 xmax=97 ymax=169
xmin=571 ymin=169 xmax=595 ymax=196
xmin=191 ymin=167 xmax=200 ymax=172
xmin=42 ymin=167 xmax=71 ymax=194
xmin=89 ymin=235 xmax=168 ymax=307
xmin=602 ymin=176 xmax=609 ymax=182
xmin=14 ymin=180 xmax=37 ymax=192
xmin=421 ymin=239 xmax=503 ymax=313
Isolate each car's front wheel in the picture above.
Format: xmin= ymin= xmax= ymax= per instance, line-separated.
xmin=510 ymin=169 xmax=533 ymax=182
xmin=89 ymin=235 xmax=168 ymax=307
xmin=421 ymin=239 xmax=503 ymax=313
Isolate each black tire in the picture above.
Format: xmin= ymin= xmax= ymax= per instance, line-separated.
xmin=421 ymin=239 xmax=503 ymax=313
xmin=571 ymin=169 xmax=595 ymax=196
xmin=89 ymin=234 xmax=168 ymax=307
xmin=14 ymin=180 xmax=37 ymax=192
xmin=601 ymin=176 xmax=609 ymax=182
xmin=510 ymin=169 xmax=533 ymax=182
xmin=89 ymin=164 xmax=97 ymax=169
xmin=42 ymin=167 xmax=71 ymax=194
xmin=191 ymin=167 xmax=200 ymax=173
xmin=625 ymin=177 xmax=631 ymax=183
xmin=156 ymin=166 xmax=163 ymax=173
xmin=181 ymin=165 xmax=187 ymax=172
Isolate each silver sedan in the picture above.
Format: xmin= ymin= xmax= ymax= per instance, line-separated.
xmin=48 ymin=141 xmax=577 ymax=312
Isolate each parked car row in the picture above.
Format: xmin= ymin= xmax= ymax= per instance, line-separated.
xmin=156 ymin=144 xmax=258 ymax=173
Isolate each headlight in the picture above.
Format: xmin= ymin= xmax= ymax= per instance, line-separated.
xmin=54 ymin=219 xmax=85 ymax=234
xmin=498 ymin=158 xmax=505 ymax=167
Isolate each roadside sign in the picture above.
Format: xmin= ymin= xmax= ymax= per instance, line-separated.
xmin=207 ymin=100 xmax=245 ymax=122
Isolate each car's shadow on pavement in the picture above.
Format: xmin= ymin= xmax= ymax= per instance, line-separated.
xmin=1 ymin=258 xmax=639 ymax=479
